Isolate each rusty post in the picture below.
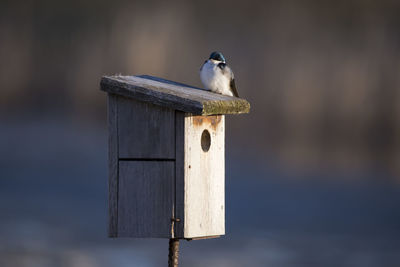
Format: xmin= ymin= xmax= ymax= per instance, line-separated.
xmin=168 ymin=238 xmax=180 ymax=267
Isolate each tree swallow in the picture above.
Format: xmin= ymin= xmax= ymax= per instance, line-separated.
xmin=200 ymin=51 xmax=239 ymax=97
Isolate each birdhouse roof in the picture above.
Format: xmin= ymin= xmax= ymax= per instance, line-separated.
xmin=100 ymin=75 xmax=250 ymax=115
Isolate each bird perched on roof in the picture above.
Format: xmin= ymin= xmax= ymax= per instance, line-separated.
xmin=200 ymin=51 xmax=239 ymax=97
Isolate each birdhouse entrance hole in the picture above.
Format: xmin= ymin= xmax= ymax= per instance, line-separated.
xmin=201 ymin=129 xmax=211 ymax=152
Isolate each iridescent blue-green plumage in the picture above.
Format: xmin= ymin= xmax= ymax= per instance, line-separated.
xmin=209 ymin=51 xmax=226 ymax=63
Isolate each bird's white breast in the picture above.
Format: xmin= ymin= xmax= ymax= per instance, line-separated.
xmin=200 ymin=60 xmax=233 ymax=96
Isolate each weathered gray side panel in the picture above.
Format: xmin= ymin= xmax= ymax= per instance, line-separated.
xmin=108 ymin=94 xmax=119 ymax=237
xmin=117 ymin=96 xmax=175 ymax=159
xmin=117 ymin=161 xmax=174 ymax=238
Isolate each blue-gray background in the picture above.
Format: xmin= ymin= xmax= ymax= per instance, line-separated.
xmin=1 ymin=0 xmax=400 ymax=266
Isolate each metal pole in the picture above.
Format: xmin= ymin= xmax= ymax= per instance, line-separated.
xmin=168 ymin=238 xmax=180 ymax=267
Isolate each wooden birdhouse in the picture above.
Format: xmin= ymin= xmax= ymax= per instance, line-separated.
xmin=100 ymin=75 xmax=250 ymax=240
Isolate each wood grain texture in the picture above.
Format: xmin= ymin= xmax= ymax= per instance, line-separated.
xmin=108 ymin=94 xmax=119 ymax=237
xmin=100 ymin=75 xmax=250 ymax=115
xmin=117 ymin=96 xmax=175 ymax=159
xmin=117 ymin=161 xmax=174 ymax=238
xmin=174 ymin=111 xmax=185 ymax=238
xmin=183 ymin=115 xmax=225 ymax=238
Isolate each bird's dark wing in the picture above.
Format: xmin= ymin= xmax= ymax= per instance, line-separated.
xmin=230 ymin=79 xmax=239 ymax=97
xmin=218 ymin=63 xmax=239 ymax=97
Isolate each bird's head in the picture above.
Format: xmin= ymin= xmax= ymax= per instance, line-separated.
xmin=209 ymin=51 xmax=226 ymax=63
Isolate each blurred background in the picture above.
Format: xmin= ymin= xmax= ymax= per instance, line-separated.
xmin=1 ymin=0 xmax=400 ymax=266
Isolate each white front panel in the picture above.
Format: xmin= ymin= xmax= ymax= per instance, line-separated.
xmin=184 ymin=115 xmax=225 ymax=238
